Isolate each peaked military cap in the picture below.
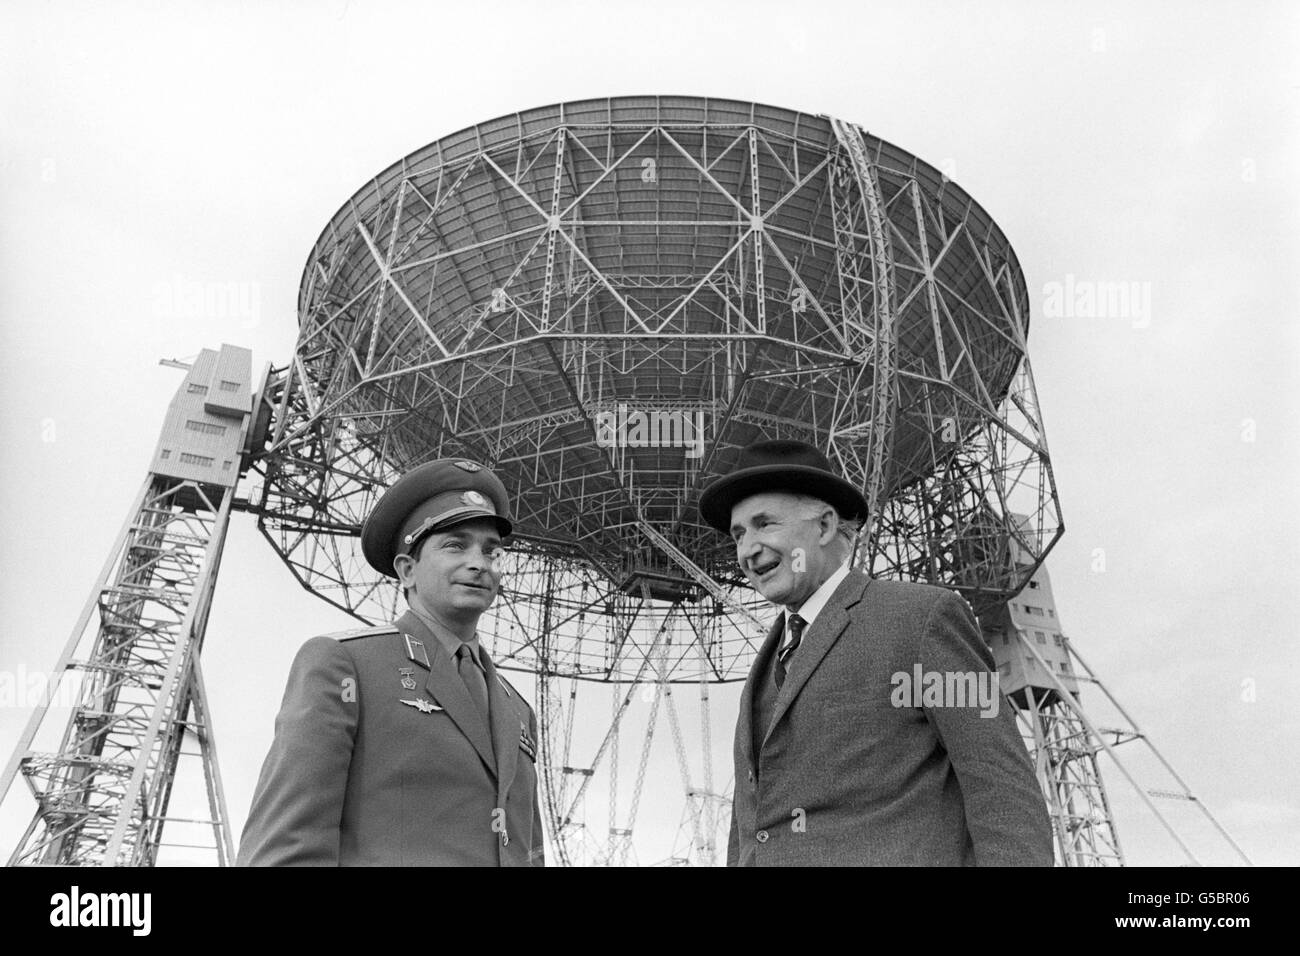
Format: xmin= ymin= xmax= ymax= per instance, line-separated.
xmin=361 ymin=459 xmax=513 ymax=577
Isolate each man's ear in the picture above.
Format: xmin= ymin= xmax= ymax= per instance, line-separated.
xmin=817 ymin=506 xmax=839 ymax=546
xmin=393 ymin=552 xmax=416 ymax=588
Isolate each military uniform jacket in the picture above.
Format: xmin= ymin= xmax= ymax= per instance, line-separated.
xmin=237 ymin=610 xmax=545 ymax=866
xmin=728 ymin=572 xmax=1053 ymax=866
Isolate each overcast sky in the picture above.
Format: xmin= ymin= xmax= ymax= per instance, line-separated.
xmin=1 ymin=0 xmax=1296 ymax=866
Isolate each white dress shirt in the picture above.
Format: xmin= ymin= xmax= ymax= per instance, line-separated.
xmin=784 ymin=558 xmax=852 ymax=644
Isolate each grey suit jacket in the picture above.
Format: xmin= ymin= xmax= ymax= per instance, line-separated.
xmin=238 ymin=610 xmax=545 ymax=866
xmin=728 ymin=572 xmax=1053 ymax=866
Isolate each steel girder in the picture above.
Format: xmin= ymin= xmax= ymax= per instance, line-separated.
xmin=259 ymin=98 xmax=1061 ymax=653
xmin=1 ymin=476 xmax=236 ymax=866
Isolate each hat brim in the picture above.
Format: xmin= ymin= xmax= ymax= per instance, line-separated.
xmin=414 ymin=507 xmax=513 ymax=542
xmin=395 ymin=510 xmax=513 ymax=570
xmin=698 ymin=464 xmax=868 ymax=533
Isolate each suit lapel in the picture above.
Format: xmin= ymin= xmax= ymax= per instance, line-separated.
xmin=481 ymin=651 xmax=519 ymax=799
xmin=397 ymin=611 xmax=497 ymax=777
xmin=762 ymin=572 xmax=871 ymax=749
xmin=738 ymin=614 xmax=784 ymax=774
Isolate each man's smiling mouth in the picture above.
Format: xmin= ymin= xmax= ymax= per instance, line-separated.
xmin=751 ymin=559 xmax=780 ymax=579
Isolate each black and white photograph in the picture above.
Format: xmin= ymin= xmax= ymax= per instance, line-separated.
xmin=0 ymin=0 xmax=1294 ymax=922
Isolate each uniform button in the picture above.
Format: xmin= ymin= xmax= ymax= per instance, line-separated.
xmin=756 ymin=830 xmax=769 ymax=843
xmin=747 ymin=770 xmax=754 ymax=782
xmin=501 ymin=832 xmax=510 ymax=847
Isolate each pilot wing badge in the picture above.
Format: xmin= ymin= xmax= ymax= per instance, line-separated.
xmin=400 ymin=697 xmax=444 ymax=714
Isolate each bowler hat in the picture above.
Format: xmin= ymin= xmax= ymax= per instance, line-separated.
xmin=361 ymin=459 xmax=513 ymax=577
xmin=697 ymin=439 xmax=868 ymax=533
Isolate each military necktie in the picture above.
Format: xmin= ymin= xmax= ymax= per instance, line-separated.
xmin=775 ymin=613 xmax=807 ymax=689
xmin=457 ymin=643 xmax=490 ymax=720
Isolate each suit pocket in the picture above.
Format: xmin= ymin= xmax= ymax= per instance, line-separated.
xmin=817 ymin=689 xmax=870 ymax=709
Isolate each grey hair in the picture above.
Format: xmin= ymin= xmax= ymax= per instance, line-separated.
xmin=791 ymin=494 xmax=863 ymax=545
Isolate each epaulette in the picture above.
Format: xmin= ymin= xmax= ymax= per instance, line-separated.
xmin=324 ymin=624 xmax=400 ymax=642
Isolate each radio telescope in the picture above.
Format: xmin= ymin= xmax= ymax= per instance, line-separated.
xmin=256 ymin=96 xmax=1059 ymax=864
xmin=5 ymin=97 xmax=1247 ymax=867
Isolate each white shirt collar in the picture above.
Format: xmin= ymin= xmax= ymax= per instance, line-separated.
xmin=787 ymin=558 xmax=852 ymax=632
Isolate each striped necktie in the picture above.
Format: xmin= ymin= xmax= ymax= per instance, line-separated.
xmin=775 ymin=613 xmax=807 ymax=688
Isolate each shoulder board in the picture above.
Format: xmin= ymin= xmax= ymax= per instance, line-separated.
xmin=324 ymin=625 xmax=400 ymax=642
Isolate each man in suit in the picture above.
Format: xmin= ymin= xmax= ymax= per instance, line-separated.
xmin=699 ymin=440 xmax=1052 ymax=866
xmin=238 ymin=458 xmax=545 ymax=866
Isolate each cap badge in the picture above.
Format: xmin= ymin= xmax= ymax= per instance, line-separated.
xmin=462 ymin=490 xmax=487 ymax=507
xmin=453 ymin=460 xmax=482 ymax=472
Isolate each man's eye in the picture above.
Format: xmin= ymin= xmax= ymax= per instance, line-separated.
xmin=443 ymin=541 xmax=465 ymax=550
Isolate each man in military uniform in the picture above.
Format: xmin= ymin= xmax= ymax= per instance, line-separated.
xmin=237 ymin=458 xmax=546 ymax=866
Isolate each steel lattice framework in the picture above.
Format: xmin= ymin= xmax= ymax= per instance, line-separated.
xmin=262 ymin=97 xmax=1060 ymax=624
xmin=253 ymin=97 xmax=1063 ymax=865
xmin=2 ymin=475 xmax=237 ymax=866
xmin=1 ymin=96 xmax=1254 ymax=868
